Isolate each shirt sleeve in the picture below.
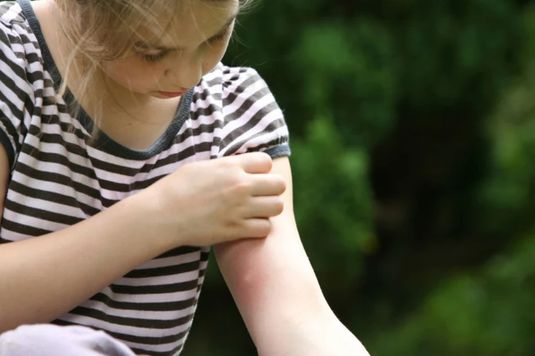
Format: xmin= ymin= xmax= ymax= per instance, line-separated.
xmin=217 ymin=66 xmax=291 ymax=159
xmin=0 ymin=18 xmax=33 ymax=169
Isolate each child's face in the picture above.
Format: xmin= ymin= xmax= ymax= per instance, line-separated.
xmin=101 ymin=0 xmax=239 ymax=99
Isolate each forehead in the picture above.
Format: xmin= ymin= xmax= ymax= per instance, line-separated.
xmin=140 ymin=0 xmax=240 ymax=48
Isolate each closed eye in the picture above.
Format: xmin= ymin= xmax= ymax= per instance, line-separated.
xmin=134 ymin=20 xmax=235 ymax=62
xmin=206 ymin=25 xmax=233 ymax=44
xmin=141 ymin=50 xmax=170 ymax=62
xmin=133 ymin=43 xmax=171 ymax=63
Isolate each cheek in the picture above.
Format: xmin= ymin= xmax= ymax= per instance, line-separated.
xmin=102 ymin=59 xmax=163 ymax=89
xmin=203 ymin=41 xmax=229 ymax=73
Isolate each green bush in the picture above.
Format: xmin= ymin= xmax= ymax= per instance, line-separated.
xmin=369 ymin=234 xmax=535 ymax=356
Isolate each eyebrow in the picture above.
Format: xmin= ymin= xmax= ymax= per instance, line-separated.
xmin=135 ymin=13 xmax=238 ymax=52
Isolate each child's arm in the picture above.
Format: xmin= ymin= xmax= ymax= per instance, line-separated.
xmin=215 ymin=157 xmax=370 ymax=355
xmin=0 ymin=144 xmax=190 ymax=331
xmin=0 ymin=149 xmax=283 ymax=332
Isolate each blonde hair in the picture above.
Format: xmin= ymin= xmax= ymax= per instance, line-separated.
xmin=53 ymin=0 xmax=252 ymax=137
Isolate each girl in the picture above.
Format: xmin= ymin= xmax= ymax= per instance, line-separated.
xmin=0 ymin=0 xmax=369 ymax=355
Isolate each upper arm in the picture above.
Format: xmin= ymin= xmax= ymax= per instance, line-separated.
xmin=0 ymin=144 xmax=9 ymax=220
xmin=214 ymin=156 xmax=306 ymax=288
xmin=214 ymin=156 xmax=328 ymax=345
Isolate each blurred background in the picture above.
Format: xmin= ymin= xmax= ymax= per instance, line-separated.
xmin=186 ymin=0 xmax=535 ymax=354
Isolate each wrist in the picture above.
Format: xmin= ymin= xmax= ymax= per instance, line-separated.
xmin=117 ymin=189 xmax=177 ymax=253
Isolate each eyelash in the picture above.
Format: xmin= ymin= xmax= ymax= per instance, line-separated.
xmin=142 ymin=51 xmax=170 ymax=63
xmin=139 ymin=28 xmax=232 ymax=63
xmin=208 ymin=29 xmax=232 ymax=44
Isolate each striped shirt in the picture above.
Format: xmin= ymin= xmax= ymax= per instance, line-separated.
xmin=0 ymin=0 xmax=290 ymax=355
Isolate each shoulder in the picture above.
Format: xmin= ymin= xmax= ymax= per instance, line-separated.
xmin=0 ymin=1 xmax=40 ymax=71
xmin=199 ymin=63 xmax=281 ymax=111
xmin=191 ymin=62 xmax=280 ymax=122
xmin=0 ymin=2 xmax=44 ymax=168
xmin=0 ymin=1 xmax=25 ymax=26
xmin=195 ymin=63 xmax=290 ymax=158
xmin=0 ymin=1 xmax=33 ymax=42
xmin=196 ymin=63 xmax=271 ymax=100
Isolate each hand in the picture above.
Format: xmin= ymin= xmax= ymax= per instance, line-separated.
xmin=142 ymin=152 xmax=286 ymax=247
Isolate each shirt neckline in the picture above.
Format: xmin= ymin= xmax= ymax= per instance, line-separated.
xmin=17 ymin=0 xmax=193 ymax=160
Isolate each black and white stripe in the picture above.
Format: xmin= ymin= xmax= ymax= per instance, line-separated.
xmin=0 ymin=1 xmax=290 ymax=355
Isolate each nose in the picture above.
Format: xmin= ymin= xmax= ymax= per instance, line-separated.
xmin=164 ymin=52 xmax=203 ymax=89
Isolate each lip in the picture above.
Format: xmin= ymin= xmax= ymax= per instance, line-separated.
xmin=157 ymin=90 xmax=186 ymax=98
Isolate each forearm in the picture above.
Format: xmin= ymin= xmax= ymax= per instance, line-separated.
xmin=216 ymin=219 xmax=368 ymax=355
xmin=215 ymin=220 xmax=328 ymax=348
xmin=0 ymin=191 xmax=173 ymax=332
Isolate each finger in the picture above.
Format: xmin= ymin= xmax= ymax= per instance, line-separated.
xmin=235 ymin=152 xmax=272 ymax=174
xmin=241 ymin=218 xmax=272 ymax=238
xmin=249 ymin=174 xmax=286 ymax=196
xmin=244 ymin=196 xmax=284 ymax=218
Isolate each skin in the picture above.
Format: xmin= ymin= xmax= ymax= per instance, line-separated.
xmin=0 ymin=0 xmax=370 ymax=354
xmin=99 ymin=0 xmax=238 ymax=101
xmin=91 ymin=1 xmax=238 ymax=149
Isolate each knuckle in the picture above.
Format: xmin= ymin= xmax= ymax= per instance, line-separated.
xmin=224 ymin=218 xmax=241 ymax=232
xmin=221 ymin=167 xmax=247 ymax=188
xmin=231 ymin=180 xmax=252 ymax=196
xmin=217 ymin=158 xmax=236 ymax=171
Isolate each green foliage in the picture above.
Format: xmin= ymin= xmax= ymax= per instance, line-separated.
xmin=367 ymin=6 xmax=535 ymax=355
xmin=394 ymin=0 xmax=518 ymax=112
xmin=292 ymin=117 xmax=375 ymax=293
xmin=290 ymin=19 xmax=397 ymax=147
xmin=370 ymin=234 xmax=535 ymax=356
xmin=477 ymin=6 xmax=535 ymax=236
